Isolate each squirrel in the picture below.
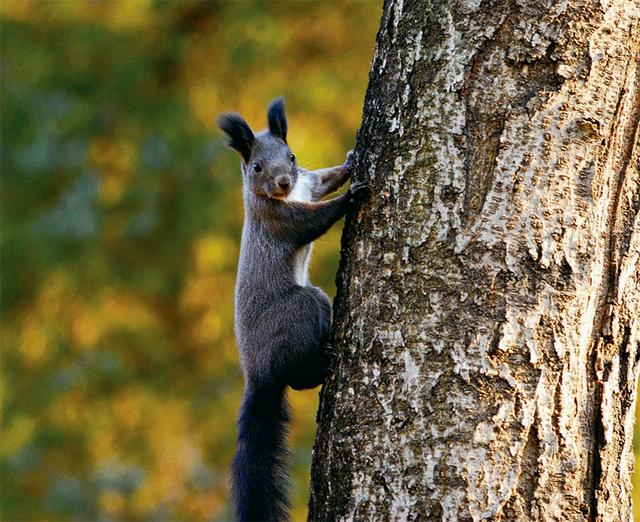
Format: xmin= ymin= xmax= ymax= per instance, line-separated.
xmin=217 ymin=97 xmax=367 ymax=522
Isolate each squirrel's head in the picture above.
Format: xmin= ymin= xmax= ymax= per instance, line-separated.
xmin=217 ymin=97 xmax=298 ymax=200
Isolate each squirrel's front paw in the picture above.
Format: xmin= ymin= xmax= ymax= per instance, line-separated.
xmin=349 ymin=180 xmax=369 ymax=202
xmin=343 ymin=150 xmax=355 ymax=174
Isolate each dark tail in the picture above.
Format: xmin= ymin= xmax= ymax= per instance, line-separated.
xmin=232 ymin=384 xmax=290 ymax=522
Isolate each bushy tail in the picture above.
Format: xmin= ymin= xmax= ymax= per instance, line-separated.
xmin=232 ymin=384 xmax=290 ymax=522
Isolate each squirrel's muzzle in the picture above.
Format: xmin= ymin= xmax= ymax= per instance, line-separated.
xmin=276 ymin=176 xmax=291 ymax=190
xmin=271 ymin=175 xmax=292 ymax=199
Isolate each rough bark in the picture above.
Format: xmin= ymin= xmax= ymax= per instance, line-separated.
xmin=309 ymin=0 xmax=640 ymax=520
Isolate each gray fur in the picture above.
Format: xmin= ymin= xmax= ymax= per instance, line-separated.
xmin=234 ymin=143 xmax=361 ymax=388
xmin=218 ymin=98 xmax=367 ymax=521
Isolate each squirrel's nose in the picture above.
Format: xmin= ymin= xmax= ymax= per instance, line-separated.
xmin=276 ymin=177 xmax=291 ymax=190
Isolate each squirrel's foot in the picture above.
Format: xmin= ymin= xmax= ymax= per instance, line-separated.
xmin=323 ymin=343 xmax=338 ymax=375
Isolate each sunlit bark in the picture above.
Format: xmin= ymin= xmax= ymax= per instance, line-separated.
xmin=309 ymin=0 xmax=640 ymax=519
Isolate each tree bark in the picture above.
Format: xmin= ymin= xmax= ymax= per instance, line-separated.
xmin=309 ymin=0 xmax=640 ymax=520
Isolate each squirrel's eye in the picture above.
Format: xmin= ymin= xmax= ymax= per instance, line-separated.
xmin=253 ymin=162 xmax=262 ymax=173
xmin=290 ymin=154 xmax=295 ymax=163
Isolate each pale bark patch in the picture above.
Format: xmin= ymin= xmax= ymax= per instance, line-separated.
xmin=309 ymin=0 xmax=640 ymax=520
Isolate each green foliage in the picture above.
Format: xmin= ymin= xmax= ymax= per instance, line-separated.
xmin=0 ymin=1 xmax=381 ymax=520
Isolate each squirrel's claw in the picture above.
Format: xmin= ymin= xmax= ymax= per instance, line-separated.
xmin=349 ymin=180 xmax=370 ymax=202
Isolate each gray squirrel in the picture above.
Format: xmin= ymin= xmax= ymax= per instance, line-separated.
xmin=217 ymin=97 xmax=368 ymax=522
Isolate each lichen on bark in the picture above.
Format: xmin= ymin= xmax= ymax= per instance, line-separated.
xmin=309 ymin=0 xmax=640 ymax=520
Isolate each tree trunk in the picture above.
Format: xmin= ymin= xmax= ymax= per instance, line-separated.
xmin=309 ymin=0 xmax=640 ymax=520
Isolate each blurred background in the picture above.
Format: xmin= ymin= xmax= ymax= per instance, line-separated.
xmin=1 ymin=1 xmax=639 ymax=521
xmin=0 ymin=1 xmax=380 ymax=520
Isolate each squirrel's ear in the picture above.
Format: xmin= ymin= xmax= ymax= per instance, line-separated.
xmin=267 ymin=97 xmax=287 ymax=143
xmin=217 ymin=113 xmax=255 ymax=163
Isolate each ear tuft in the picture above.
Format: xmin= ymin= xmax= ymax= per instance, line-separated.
xmin=217 ymin=113 xmax=255 ymax=163
xmin=267 ymin=97 xmax=287 ymax=143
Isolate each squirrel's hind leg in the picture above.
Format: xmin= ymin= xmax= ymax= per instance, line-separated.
xmin=282 ymin=287 xmax=332 ymax=390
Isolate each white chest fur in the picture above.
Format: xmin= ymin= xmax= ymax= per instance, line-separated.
xmin=286 ymin=171 xmax=316 ymax=286
xmin=285 ymin=171 xmax=315 ymax=203
xmin=293 ymin=244 xmax=312 ymax=286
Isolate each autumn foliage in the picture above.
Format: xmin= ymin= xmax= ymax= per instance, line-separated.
xmin=0 ymin=1 xmax=379 ymax=520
